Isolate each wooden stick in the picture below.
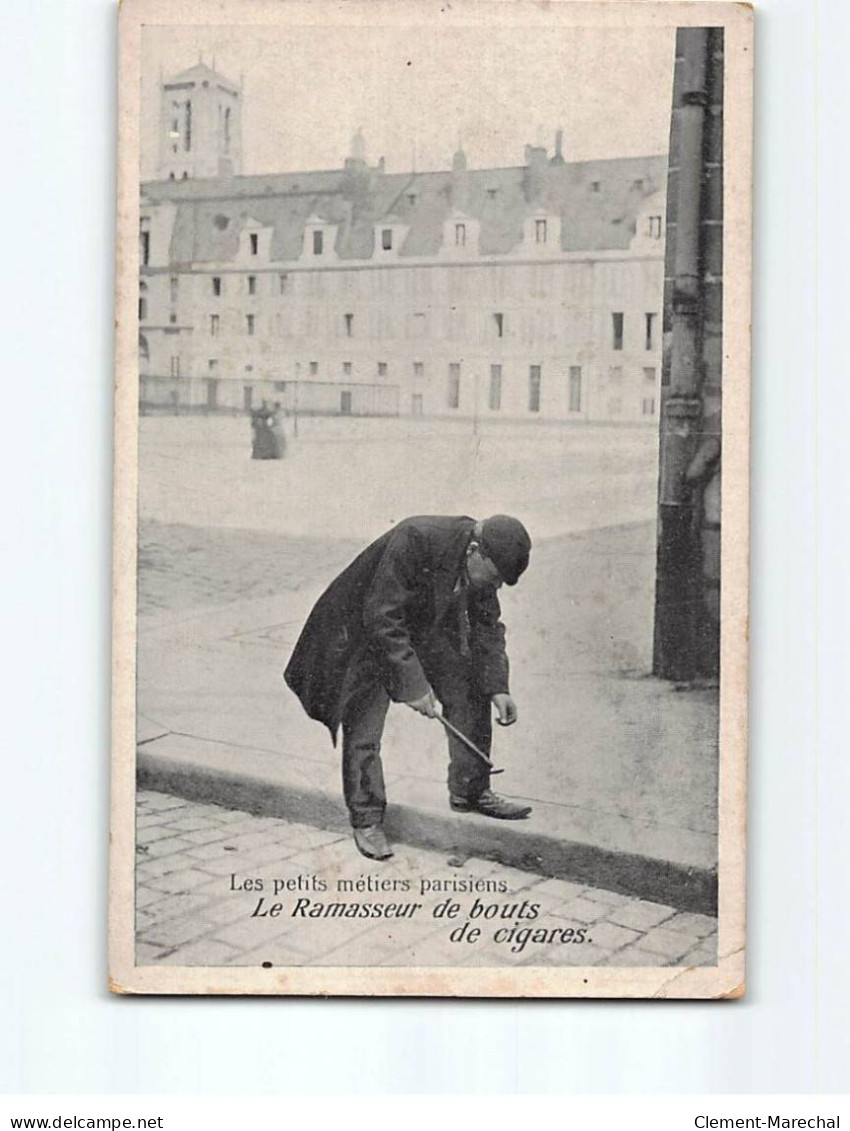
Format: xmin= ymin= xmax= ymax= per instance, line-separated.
xmin=434 ymin=714 xmax=504 ymax=775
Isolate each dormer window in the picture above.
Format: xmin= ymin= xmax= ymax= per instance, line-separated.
xmin=487 ymin=188 xmax=498 ymax=200
xmin=591 ymin=180 xmax=601 ymax=193
xmin=381 ymin=228 xmax=393 ymax=251
xmin=407 ymin=193 xmax=417 ymax=206
xmin=647 ymin=215 xmax=662 ymax=239
xmin=441 ymin=211 xmax=478 ymax=258
xmin=535 ymin=219 xmax=548 ymax=244
xmin=302 ymin=216 xmax=338 ymax=262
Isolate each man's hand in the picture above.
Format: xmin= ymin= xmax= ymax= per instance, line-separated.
xmin=406 ymin=689 xmax=438 ymax=718
xmin=492 ymin=693 xmax=518 ymax=726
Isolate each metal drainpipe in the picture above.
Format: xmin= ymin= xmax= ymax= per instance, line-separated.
xmin=653 ymin=28 xmax=709 ymax=680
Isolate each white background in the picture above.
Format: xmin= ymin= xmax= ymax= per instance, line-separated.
xmin=0 ymin=0 xmax=845 ymax=1096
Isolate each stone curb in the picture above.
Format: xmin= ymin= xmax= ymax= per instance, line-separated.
xmin=137 ymin=736 xmax=717 ymax=916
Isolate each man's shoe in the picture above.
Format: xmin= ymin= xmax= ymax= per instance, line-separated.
xmin=353 ymin=825 xmax=394 ymax=860
xmin=450 ymin=790 xmax=532 ymax=820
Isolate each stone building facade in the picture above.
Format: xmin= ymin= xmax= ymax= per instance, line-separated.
xmin=139 ymin=64 xmax=667 ymax=423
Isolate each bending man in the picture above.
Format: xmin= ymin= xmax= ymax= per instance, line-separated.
xmin=284 ymin=514 xmax=533 ymax=860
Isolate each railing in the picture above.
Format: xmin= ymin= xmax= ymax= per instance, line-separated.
xmin=138 ymin=375 xmax=401 ymax=417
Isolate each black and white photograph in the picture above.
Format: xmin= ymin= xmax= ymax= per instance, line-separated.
xmin=109 ymin=0 xmax=752 ymax=998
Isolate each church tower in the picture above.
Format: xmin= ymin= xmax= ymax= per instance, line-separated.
xmin=157 ymin=60 xmax=242 ymax=181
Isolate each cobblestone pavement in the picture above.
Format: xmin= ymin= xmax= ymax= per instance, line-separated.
xmin=138 ymin=521 xmax=361 ymax=618
xmin=135 ymin=791 xmax=718 ymax=970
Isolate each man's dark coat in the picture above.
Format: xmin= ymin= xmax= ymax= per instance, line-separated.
xmin=284 ymin=515 xmax=511 ymax=741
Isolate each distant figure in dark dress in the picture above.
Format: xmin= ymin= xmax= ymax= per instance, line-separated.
xmin=251 ymin=399 xmax=285 ymax=460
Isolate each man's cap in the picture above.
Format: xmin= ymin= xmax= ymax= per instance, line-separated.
xmin=480 ymin=515 xmax=532 ymax=585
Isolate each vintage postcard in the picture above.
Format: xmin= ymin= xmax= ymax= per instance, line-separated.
xmin=110 ymin=0 xmax=752 ymax=997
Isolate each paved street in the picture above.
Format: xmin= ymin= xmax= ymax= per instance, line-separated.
xmin=138 ymin=415 xmax=661 ymax=545
xmin=136 ymin=415 xmax=719 ymax=908
xmin=136 ymin=790 xmax=718 ymax=969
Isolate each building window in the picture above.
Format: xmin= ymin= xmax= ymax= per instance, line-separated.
xmin=313 ymin=230 xmax=324 ymax=256
xmin=184 ymin=100 xmax=192 ymax=151
xmin=246 ymin=314 xmax=255 ymax=336
xmin=591 ymin=180 xmax=601 ymax=193
xmin=248 ymin=275 xmax=257 ymax=296
xmin=342 ymin=361 xmax=352 ymax=376
xmin=208 ymin=359 xmax=219 ymax=374
xmin=487 ymin=187 xmax=498 ymax=200
xmin=344 ymin=313 xmax=354 ymax=337
xmin=381 ymin=228 xmax=393 ymax=251
xmin=377 ymin=362 xmax=388 ymax=378
xmin=279 ymin=273 xmax=289 ymax=294
xmin=493 ymin=312 xmax=504 ymax=338
xmin=489 ymin=365 xmax=502 ymax=411
xmin=447 ymin=363 xmax=461 ymax=409
xmin=210 ymin=314 xmax=220 ymax=337
xmin=249 ymin=232 xmax=258 ymax=256
xmin=569 ymin=366 xmax=582 ymax=413
xmin=645 ymin=313 xmax=657 ymax=351
xmin=212 ymin=276 xmax=222 ymax=297
xmin=648 ymin=215 xmax=662 ymax=239
xmin=455 ymin=223 xmax=466 ymax=247
xmin=309 ymin=361 xmax=318 ymax=376
xmin=644 ymin=366 xmax=657 ymax=383
xmin=528 ymin=365 xmax=541 ymax=412
xmin=169 ymin=275 xmax=179 ymax=303
xmin=170 ymin=356 xmax=180 ymax=378
xmin=535 ymin=219 xmax=547 ymax=244
xmin=413 ymin=362 xmax=424 ymax=380
xmin=643 ymin=397 xmax=656 ymax=416
xmin=169 ymin=313 xmax=177 ymax=325
xmin=140 ymin=230 xmax=150 ymax=266
xmin=139 ymin=334 xmax=149 ymax=362
xmin=612 ymin=312 xmax=624 ymax=351
xmin=139 ymin=296 xmax=147 ymax=321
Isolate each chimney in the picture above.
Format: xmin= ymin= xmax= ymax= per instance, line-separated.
xmin=524 ymin=143 xmax=548 ymax=201
xmin=550 ymin=129 xmax=565 ymax=166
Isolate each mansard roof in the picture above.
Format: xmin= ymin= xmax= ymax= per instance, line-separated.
xmin=141 ymin=153 xmax=666 ymax=265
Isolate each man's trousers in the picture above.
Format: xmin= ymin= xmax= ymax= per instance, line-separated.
xmin=340 ymin=636 xmax=493 ymax=829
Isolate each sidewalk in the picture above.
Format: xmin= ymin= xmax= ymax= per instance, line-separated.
xmin=135 ymin=791 xmax=718 ymax=970
xmin=137 ymin=520 xmax=718 ymax=913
